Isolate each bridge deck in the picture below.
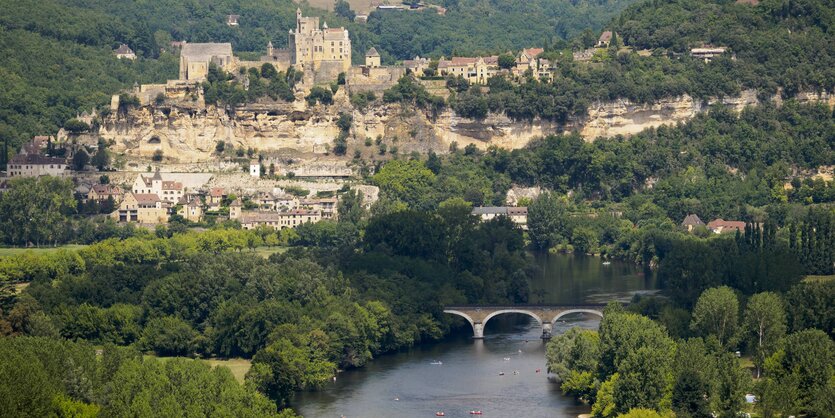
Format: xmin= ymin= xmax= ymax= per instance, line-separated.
xmin=444 ymin=304 xmax=607 ymax=309
xmin=442 ymin=304 xmax=608 ymax=339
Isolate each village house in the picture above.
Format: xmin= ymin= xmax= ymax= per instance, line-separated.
xmin=20 ymin=136 xmax=50 ymax=155
xmin=113 ymin=193 xmax=169 ymax=224
xmin=472 ymin=206 xmax=528 ymax=229
xmin=514 ymin=48 xmax=543 ymax=76
xmin=403 ymin=56 xmax=431 ymax=76
xmin=707 ymin=219 xmax=746 ymax=234
xmin=131 ymin=172 xmax=184 ymax=203
xmin=238 ymin=210 xmax=322 ymax=230
xmin=114 ymin=44 xmax=137 ymax=60
xmin=255 ymin=191 xmax=278 ymax=210
xmin=226 ymin=14 xmax=240 ymax=27
xmin=87 ymin=184 xmax=123 ymax=204
xmin=7 ymin=154 xmax=68 ymax=178
xmin=681 ymin=214 xmax=705 ymax=232
xmin=249 ymin=160 xmax=261 ymax=177
xmin=301 ymin=197 xmax=338 ymax=219
xmin=437 ymin=56 xmax=499 ymax=85
xmin=178 ymin=198 xmax=204 ymax=223
xmin=207 ymin=187 xmax=225 ymax=210
xmin=690 ymin=47 xmax=727 ymax=62
xmin=229 ymin=198 xmax=243 ymax=219
xmin=275 ymin=194 xmax=300 ymax=211
xmin=597 ymin=31 xmax=613 ymax=48
xmin=178 ymin=42 xmax=235 ymax=81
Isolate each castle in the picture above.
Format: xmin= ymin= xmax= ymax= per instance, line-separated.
xmin=288 ymin=8 xmax=352 ymax=81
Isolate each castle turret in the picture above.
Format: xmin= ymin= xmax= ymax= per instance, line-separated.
xmin=365 ymin=47 xmax=381 ymax=68
xmin=267 ymin=41 xmax=274 ymax=57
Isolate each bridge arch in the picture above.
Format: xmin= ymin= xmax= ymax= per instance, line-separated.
xmin=482 ymin=309 xmax=544 ymax=328
xmin=443 ymin=310 xmax=475 ymax=329
xmin=549 ymin=309 xmax=604 ymax=324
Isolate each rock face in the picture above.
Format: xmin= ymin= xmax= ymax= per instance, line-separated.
xmin=579 ymin=90 xmax=760 ymax=139
xmin=100 ymin=89 xmax=831 ymax=163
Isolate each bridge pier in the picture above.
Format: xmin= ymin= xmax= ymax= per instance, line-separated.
xmin=472 ymin=323 xmax=484 ymax=339
xmin=541 ymin=323 xmax=553 ymax=339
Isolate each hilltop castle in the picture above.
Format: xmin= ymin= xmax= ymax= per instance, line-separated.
xmin=288 ymin=8 xmax=352 ymax=79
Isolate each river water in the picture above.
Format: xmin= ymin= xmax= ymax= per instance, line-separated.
xmin=294 ymin=253 xmax=659 ymax=418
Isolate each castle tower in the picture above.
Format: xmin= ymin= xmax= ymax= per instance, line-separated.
xmin=267 ymin=41 xmax=274 ymax=57
xmin=365 ymin=47 xmax=381 ymax=68
xmin=289 ymin=10 xmax=351 ymax=75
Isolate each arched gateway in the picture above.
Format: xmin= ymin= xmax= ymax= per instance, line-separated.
xmin=443 ymin=305 xmax=605 ymax=339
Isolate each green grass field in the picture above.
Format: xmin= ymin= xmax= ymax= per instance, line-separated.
xmin=0 ymin=244 xmax=87 ymax=257
xmin=252 ymin=246 xmax=289 ymax=258
xmin=803 ymin=275 xmax=835 ymax=283
xmin=145 ymin=355 xmax=252 ymax=384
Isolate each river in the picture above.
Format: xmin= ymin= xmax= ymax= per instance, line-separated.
xmin=293 ymin=253 xmax=660 ymax=418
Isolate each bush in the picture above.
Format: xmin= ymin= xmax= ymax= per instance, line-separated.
xmin=306 ymin=86 xmax=333 ymax=106
xmin=64 ymin=119 xmax=90 ymax=134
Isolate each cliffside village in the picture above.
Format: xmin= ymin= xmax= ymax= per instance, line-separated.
xmin=116 ymin=9 xmax=728 ymax=109
xmin=0 ymin=12 xmax=736 ymax=233
xmin=1 ymin=135 xmax=755 ymax=235
xmin=1 ymin=136 xmax=538 ymax=231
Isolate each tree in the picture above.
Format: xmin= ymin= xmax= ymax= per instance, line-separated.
xmin=372 ymin=159 xmax=435 ymax=208
xmin=690 ymin=286 xmax=739 ymax=348
xmin=743 ymin=292 xmax=786 ymax=377
xmin=672 ymin=372 xmax=710 ymax=418
xmin=64 ymin=119 xmax=90 ymax=134
xmin=597 ymin=307 xmax=675 ymax=413
xmin=713 ymin=352 xmax=749 ymax=418
xmin=337 ymin=189 xmax=365 ymax=225
xmin=261 ymin=63 xmax=278 ymax=80
xmin=72 ymin=150 xmax=89 ymax=171
xmin=249 ymin=331 xmax=336 ymax=407
xmin=527 ymin=192 xmax=571 ymax=250
xmin=91 ymin=148 xmax=109 ymax=170
xmin=0 ymin=177 xmax=76 ymax=246
xmin=139 ymin=316 xmax=197 ymax=356
xmin=334 ymin=0 xmax=356 ymax=21
xmin=760 ymin=329 xmax=835 ymax=416
xmin=498 ymin=53 xmax=516 ymax=69
xmin=546 ymin=327 xmax=600 ymax=403
xmin=785 ymin=281 xmax=834 ymax=337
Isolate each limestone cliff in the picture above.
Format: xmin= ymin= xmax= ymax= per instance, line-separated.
xmin=99 ymin=89 xmax=833 ymax=163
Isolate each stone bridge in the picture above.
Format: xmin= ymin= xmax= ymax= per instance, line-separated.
xmin=443 ymin=305 xmax=606 ymax=339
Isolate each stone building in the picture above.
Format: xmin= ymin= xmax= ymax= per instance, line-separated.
xmin=288 ymin=9 xmax=352 ymax=78
xmin=238 ymin=209 xmax=322 ymax=230
xmin=7 ymin=154 xmax=68 ymax=178
xmin=403 ymin=56 xmax=431 ymax=76
xmin=87 ymin=184 xmax=123 ymax=204
xmin=437 ymin=56 xmax=499 ymax=85
xmin=131 ymin=172 xmax=184 ymax=203
xmin=179 ymin=43 xmax=235 ymax=81
xmin=178 ymin=198 xmax=204 ymax=222
xmin=365 ymin=47 xmax=381 ymax=68
xmin=472 ymin=206 xmax=528 ymax=229
xmin=113 ymin=193 xmax=169 ymax=224
xmin=115 ymin=44 xmax=136 ymax=60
